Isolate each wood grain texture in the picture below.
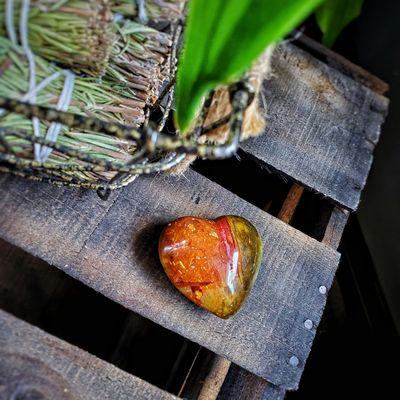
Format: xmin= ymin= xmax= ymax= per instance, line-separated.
xmin=276 ymin=183 xmax=304 ymax=224
xmin=217 ymin=363 xmax=286 ymax=400
xmin=241 ymin=43 xmax=389 ymax=211
xmin=218 ymin=205 xmax=348 ymax=400
xmin=0 ymin=171 xmax=340 ymax=389
xmin=208 ymin=182 xmax=306 ymax=400
xmin=198 ymin=357 xmax=231 ymax=400
xmin=0 ymin=309 xmax=177 ymax=400
xmin=295 ymin=34 xmax=389 ymax=95
xmin=322 ymin=207 xmax=350 ymax=250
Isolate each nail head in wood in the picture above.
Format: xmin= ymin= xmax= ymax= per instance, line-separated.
xmin=289 ymin=356 xmax=299 ymax=367
xmin=304 ymin=319 xmax=313 ymax=330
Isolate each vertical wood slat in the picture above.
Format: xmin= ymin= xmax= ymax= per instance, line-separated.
xmin=197 ymin=358 xmax=232 ymax=400
xmin=217 ymin=364 xmax=287 ymax=400
xmin=199 ymin=183 xmax=306 ymax=400
xmin=216 ymin=196 xmax=350 ymax=399
xmin=276 ymin=183 xmax=305 ymax=224
xmin=322 ymin=208 xmax=350 ymax=250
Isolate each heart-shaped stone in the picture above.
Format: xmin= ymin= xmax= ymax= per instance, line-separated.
xmin=158 ymin=216 xmax=262 ymax=318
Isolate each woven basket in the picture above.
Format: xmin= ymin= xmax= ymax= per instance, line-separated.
xmin=0 ymin=21 xmax=254 ymax=200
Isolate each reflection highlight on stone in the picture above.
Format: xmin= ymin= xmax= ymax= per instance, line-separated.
xmin=159 ymin=215 xmax=262 ymax=318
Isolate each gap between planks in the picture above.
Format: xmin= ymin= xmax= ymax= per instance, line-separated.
xmin=195 ymin=183 xmax=349 ymax=400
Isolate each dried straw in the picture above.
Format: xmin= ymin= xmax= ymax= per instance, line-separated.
xmin=110 ymin=0 xmax=185 ymax=22
xmin=0 ymin=37 xmax=139 ymax=182
xmin=0 ymin=0 xmax=114 ymax=76
xmin=0 ymin=1 xmax=177 ymax=183
xmin=106 ymin=20 xmax=172 ymax=106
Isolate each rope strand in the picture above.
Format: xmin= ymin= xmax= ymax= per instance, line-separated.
xmin=4 ymin=0 xmax=76 ymax=162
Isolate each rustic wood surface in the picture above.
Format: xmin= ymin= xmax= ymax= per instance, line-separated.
xmin=295 ymin=34 xmax=389 ymax=95
xmin=0 ymin=237 xmax=197 ymax=397
xmin=0 ymin=170 xmax=340 ymax=390
xmin=322 ymin=207 xmax=350 ymax=249
xmin=203 ymin=182 xmax=306 ymax=400
xmin=197 ymin=357 xmax=231 ymax=400
xmin=276 ymin=183 xmax=305 ymax=224
xmin=241 ymin=43 xmax=389 ymax=211
xmin=218 ymin=204 xmax=349 ymax=399
xmin=0 ymin=309 xmax=177 ymax=400
xmin=217 ymin=363 xmax=286 ymax=400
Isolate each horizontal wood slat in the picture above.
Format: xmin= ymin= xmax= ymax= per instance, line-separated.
xmin=0 ymin=309 xmax=177 ymax=400
xmin=241 ymin=43 xmax=389 ymax=211
xmin=0 ymin=171 xmax=339 ymax=389
xmin=296 ymin=34 xmax=389 ymax=95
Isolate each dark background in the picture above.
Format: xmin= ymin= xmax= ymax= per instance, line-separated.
xmin=300 ymin=0 xmax=400 ymax=334
xmin=289 ymin=0 xmax=400 ymax=398
xmin=338 ymin=0 xmax=400 ymax=335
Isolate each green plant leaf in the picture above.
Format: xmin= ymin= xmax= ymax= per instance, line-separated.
xmin=316 ymin=0 xmax=364 ymax=47
xmin=175 ymin=0 xmax=324 ymax=133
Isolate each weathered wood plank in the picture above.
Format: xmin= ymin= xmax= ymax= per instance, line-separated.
xmin=242 ymin=43 xmax=389 ymax=211
xmin=0 ymin=309 xmax=177 ymax=400
xmin=0 ymin=238 xmax=196 ymax=395
xmin=219 ymin=195 xmax=349 ymax=400
xmin=198 ymin=357 xmax=231 ymax=400
xmin=295 ymin=34 xmax=389 ymax=95
xmin=276 ymin=183 xmax=304 ymax=224
xmin=203 ymin=182 xmax=306 ymax=400
xmin=322 ymin=207 xmax=350 ymax=250
xmin=217 ymin=363 xmax=286 ymax=400
xmin=0 ymin=171 xmax=340 ymax=389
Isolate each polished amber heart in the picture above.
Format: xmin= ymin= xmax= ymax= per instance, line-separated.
xmin=158 ymin=216 xmax=262 ymax=318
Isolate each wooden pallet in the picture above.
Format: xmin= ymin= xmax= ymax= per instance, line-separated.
xmin=0 ymin=309 xmax=178 ymax=400
xmin=0 ymin=37 xmax=388 ymax=399
xmin=242 ymin=42 xmax=388 ymax=211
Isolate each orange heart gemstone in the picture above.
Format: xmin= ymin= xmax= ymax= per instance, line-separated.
xmin=158 ymin=216 xmax=262 ymax=318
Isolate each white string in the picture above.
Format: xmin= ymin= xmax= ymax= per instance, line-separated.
xmin=39 ymin=71 xmax=75 ymax=161
xmin=5 ymin=0 xmax=17 ymax=44
xmin=0 ymin=0 xmax=18 ymax=118
xmin=18 ymin=0 xmax=43 ymax=160
xmin=21 ymin=69 xmax=75 ymax=160
xmin=136 ymin=0 xmax=149 ymax=24
xmin=5 ymin=0 xmax=75 ymax=162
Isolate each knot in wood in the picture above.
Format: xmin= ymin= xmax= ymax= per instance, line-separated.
xmin=0 ymin=353 xmax=75 ymax=400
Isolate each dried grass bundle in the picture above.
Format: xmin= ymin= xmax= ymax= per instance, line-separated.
xmin=0 ymin=1 xmax=179 ymax=185
xmin=110 ymin=0 xmax=185 ymax=22
xmin=0 ymin=37 xmax=139 ymax=182
xmin=0 ymin=0 xmax=114 ymax=76
xmin=106 ymin=20 xmax=172 ymax=106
